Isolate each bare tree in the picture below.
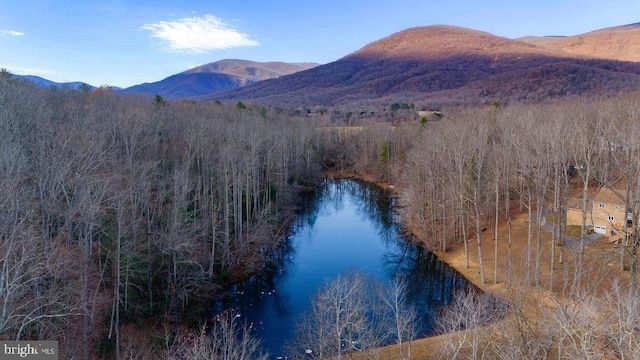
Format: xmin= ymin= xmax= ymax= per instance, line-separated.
xmin=436 ymin=290 xmax=503 ymax=359
xmin=603 ymin=280 xmax=640 ymax=359
xmin=467 ymin=121 xmax=491 ymax=284
xmin=569 ymin=101 xmax=607 ymax=294
xmin=550 ymin=295 xmax=606 ymax=359
xmin=170 ymin=311 xmax=268 ymax=360
xmin=381 ymin=277 xmax=418 ymax=360
xmin=488 ymin=287 xmax=554 ymax=360
xmin=602 ymin=97 xmax=640 ymax=287
xmin=294 ymin=272 xmax=385 ymax=359
xmin=545 ymin=107 xmax=572 ymax=290
xmin=0 ymin=138 xmax=78 ymax=339
xmin=492 ymin=109 xmax=523 ymax=286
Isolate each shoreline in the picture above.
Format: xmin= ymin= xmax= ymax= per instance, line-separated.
xmin=356 ymin=178 xmax=630 ymax=359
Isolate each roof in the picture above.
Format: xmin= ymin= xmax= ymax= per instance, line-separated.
xmin=592 ymin=187 xmax=627 ymax=206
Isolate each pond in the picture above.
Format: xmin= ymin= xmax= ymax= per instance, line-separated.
xmin=213 ymin=179 xmax=471 ymax=358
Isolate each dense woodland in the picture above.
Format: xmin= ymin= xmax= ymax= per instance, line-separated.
xmin=0 ymin=72 xmax=324 ymax=358
xmin=3 ymin=70 xmax=640 ymax=359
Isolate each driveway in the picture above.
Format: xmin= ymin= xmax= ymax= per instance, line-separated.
xmin=538 ymin=209 xmax=603 ymax=249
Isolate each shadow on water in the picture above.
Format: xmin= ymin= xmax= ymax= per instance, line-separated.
xmin=211 ymin=178 xmax=503 ymax=359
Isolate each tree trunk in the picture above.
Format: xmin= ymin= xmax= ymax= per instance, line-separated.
xmin=574 ymin=163 xmax=591 ymax=295
xmin=551 ymin=172 xmax=559 ymax=290
xmin=494 ymin=175 xmax=499 ymax=284
xmin=462 ymin=211 xmax=470 ymax=269
xmin=474 ymin=190 xmax=486 ymax=284
xmin=505 ymin=180 xmax=513 ymax=286
xmin=526 ymin=186 xmax=533 ymax=286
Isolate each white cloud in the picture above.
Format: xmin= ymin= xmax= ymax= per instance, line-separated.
xmin=0 ymin=30 xmax=24 ymax=37
xmin=141 ymin=15 xmax=258 ymax=53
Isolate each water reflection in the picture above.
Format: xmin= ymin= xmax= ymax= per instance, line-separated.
xmin=212 ymin=179 xmax=471 ymax=358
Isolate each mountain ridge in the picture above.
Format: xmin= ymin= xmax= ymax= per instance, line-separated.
xmin=347 ymin=25 xmax=565 ymax=60
xmin=122 ymin=60 xmax=318 ymax=99
xmin=16 ymin=75 xmax=95 ymax=90
xmin=518 ymin=22 xmax=640 ymax=63
xmin=210 ymin=23 xmax=640 ymax=105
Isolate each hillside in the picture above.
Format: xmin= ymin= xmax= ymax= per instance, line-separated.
xmin=519 ymin=23 xmax=640 ymax=63
xmin=350 ymin=25 xmax=564 ymax=59
xmin=123 ymin=59 xmax=317 ymax=99
xmin=184 ymin=59 xmax=319 ymax=82
xmin=17 ymin=75 xmax=95 ymax=90
xmin=212 ymin=24 xmax=640 ymax=106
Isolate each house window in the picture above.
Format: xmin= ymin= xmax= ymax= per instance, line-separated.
xmin=608 ymin=216 xmax=615 ymax=221
xmin=599 ymin=203 xmax=605 ymax=209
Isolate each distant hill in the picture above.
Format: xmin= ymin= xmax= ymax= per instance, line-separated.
xmin=519 ymin=23 xmax=640 ymax=63
xmin=122 ymin=60 xmax=318 ymax=99
xmin=17 ymin=75 xmax=95 ymax=90
xmin=212 ymin=24 xmax=640 ymax=106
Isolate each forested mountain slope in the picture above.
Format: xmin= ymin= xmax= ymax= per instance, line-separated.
xmin=122 ymin=59 xmax=317 ymax=99
xmin=519 ymin=22 xmax=640 ymax=63
xmin=212 ymin=24 xmax=640 ymax=105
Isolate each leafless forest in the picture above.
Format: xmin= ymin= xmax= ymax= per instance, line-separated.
xmin=3 ymin=70 xmax=640 ymax=359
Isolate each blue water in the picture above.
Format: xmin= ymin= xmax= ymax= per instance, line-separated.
xmin=213 ymin=179 xmax=469 ymax=359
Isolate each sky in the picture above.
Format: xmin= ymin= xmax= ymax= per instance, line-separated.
xmin=1 ymin=0 xmax=639 ymax=88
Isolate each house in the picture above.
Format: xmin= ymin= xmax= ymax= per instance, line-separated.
xmin=566 ymin=187 xmax=631 ymax=239
xmin=590 ymin=187 xmax=628 ymax=237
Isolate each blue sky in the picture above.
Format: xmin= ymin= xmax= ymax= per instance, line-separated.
xmin=1 ymin=0 xmax=638 ymax=88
